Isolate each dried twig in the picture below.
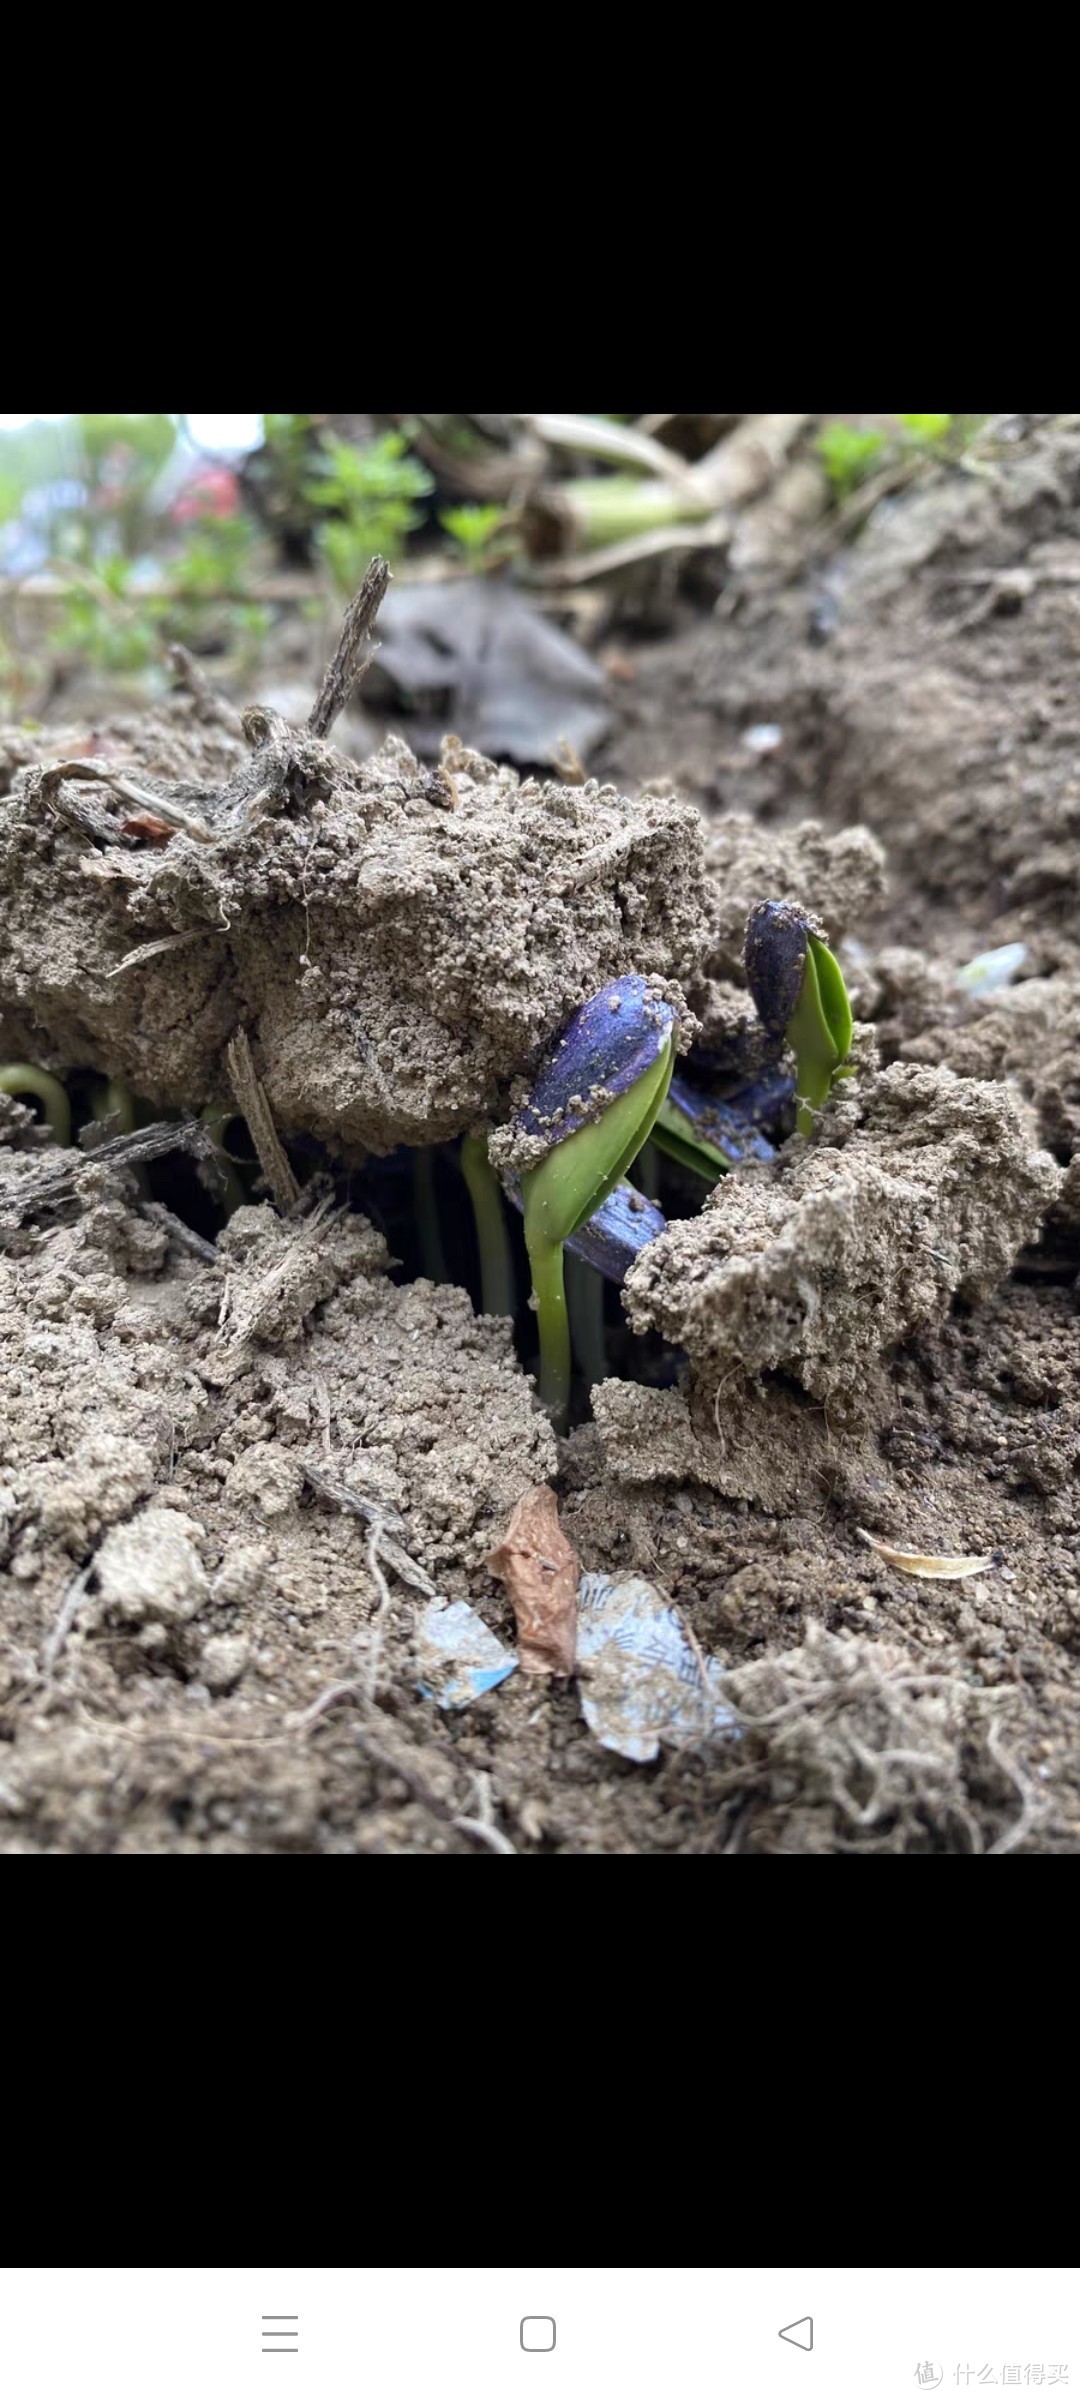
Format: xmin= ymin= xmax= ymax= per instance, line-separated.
xmin=1 ymin=1118 xmax=217 ymax=1224
xmin=102 ymin=930 xmax=209 ymax=979
xmin=300 ymin=1463 xmax=439 ymax=1600
xmin=42 ymin=1565 xmax=93 ymax=1677
xmin=167 ymin=643 xmax=245 ymax=734
xmin=40 ymin=756 xmax=214 ymax=844
xmin=225 ymin=1028 xmax=301 ymax=1213
xmin=307 ymin=556 xmax=390 ymax=739
xmin=138 ymin=1199 xmax=220 ymax=1265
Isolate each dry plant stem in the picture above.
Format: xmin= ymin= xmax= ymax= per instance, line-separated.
xmin=40 ymin=756 xmax=214 ymax=843
xmin=1 ymin=1119 xmax=217 ymax=1224
xmin=166 ymin=643 xmax=244 ymax=734
xmin=225 ymin=1028 xmax=301 ymax=1213
xmin=42 ymin=1565 xmax=93 ymax=1676
xmin=300 ymin=1464 xmax=439 ymax=1599
xmin=138 ymin=1200 xmax=220 ymax=1265
xmin=103 ymin=931 xmax=209 ymax=980
xmin=307 ymin=556 xmax=390 ymax=738
xmin=523 ymin=414 xmax=700 ymax=488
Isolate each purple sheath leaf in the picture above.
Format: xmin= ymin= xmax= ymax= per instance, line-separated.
xmin=667 ymin=1069 xmax=791 ymax=1165
xmin=506 ymin=1172 xmax=666 ymax=1286
xmin=745 ymin=900 xmax=817 ymax=1047
xmin=516 ymin=975 xmax=677 ymax=1152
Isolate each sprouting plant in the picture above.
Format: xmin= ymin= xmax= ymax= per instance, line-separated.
xmin=745 ymin=902 xmax=853 ymax=1136
xmin=306 ymin=433 xmax=433 ymax=584
xmin=818 ymin=423 xmax=886 ymax=500
xmin=515 ymin=978 xmax=676 ymax=1425
xmin=0 ymin=1063 xmax=72 ymax=1144
xmin=91 ymin=1078 xmax=136 ymax=1134
xmin=439 ymin=504 xmax=505 ymax=558
xmin=460 ymin=1134 xmax=516 ymax=1320
xmin=651 ymin=1073 xmax=782 ymax=1183
xmin=898 ymin=412 xmax=953 ymax=447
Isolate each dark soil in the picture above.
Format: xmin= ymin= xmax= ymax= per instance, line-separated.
xmin=2 ymin=416 xmax=1079 ymax=1854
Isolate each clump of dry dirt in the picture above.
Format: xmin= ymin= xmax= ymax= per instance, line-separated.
xmin=623 ymin=1061 xmax=1061 ymax=1407
xmin=0 ymin=708 xmax=708 ymax=1151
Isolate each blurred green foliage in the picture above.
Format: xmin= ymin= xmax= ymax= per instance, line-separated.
xmin=439 ymin=503 xmax=505 ymax=556
xmin=305 ymin=432 xmax=434 ymax=586
xmin=818 ymin=424 xmax=887 ymax=498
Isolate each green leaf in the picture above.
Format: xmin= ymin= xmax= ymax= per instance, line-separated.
xmin=788 ymin=937 xmax=853 ymax=1135
xmin=808 ymin=935 xmax=853 ymax=1057
xmin=651 ymin=1097 xmax=728 ymax=1184
xmin=522 ymin=1038 xmax=674 ymax=1252
xmin=818 ymin=424 xmax=885 ymax=499
xmin=898 ymin=413 xmax=953 ymax=445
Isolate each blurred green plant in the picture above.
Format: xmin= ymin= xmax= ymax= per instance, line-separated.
xmin=439 ymin=503 xmax=505 ymax=557
xmin=818 ymin=423 xmax=886 ymax=499
xmin=898 ymin=412 xmax=954 ymax=445
xmin=306 ymin=432 xmax=433 ymax=585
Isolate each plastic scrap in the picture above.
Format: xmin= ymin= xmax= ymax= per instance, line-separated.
xmin=575 ymin=1572 xmax=736 ymax=1763
xmin=415 ymin=1597 xmax=516 ymax=1710
xmin=956 ymin=943 xmax=1028 ymax=996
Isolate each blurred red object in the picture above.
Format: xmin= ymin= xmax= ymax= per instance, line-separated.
xmin=170 ymin=466 xmax=240 ymax=522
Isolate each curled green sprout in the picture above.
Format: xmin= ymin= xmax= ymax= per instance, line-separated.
xmin=91 ymin=1078 xmax=137 ymax=1135
xmin=787 ymin=936 xmax=853 ymax=1136
xmin=0 ymin=1064 xmax=72 ymax=1146
xmin=518 ymin=979 xmax=676 ymax=1426
xmin=651 ymin=1097 xmax=729 ymax=1185
xmin=745 ymin=902 xmax=854 ymax=1138
xmin=460 ymin=1133 xmax=516 ymax=1321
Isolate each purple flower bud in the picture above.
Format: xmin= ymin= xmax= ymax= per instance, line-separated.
xmin=516 ymin=975 xmax=677 ymax=1154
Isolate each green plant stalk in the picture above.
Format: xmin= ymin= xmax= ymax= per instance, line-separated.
xmin=651 ymin=1099 xmax=729 ymax=1184
xmin=566 ymin=1250 xmax=607 ymax=1393
xmin=527 ymin=1229 xmax=572 ymax=1422
xmin=460 ymin=1134 xmax=516 ymax=1320
xmin=91 ymin=1077 xmax=136 ymax=1134
xmin=788 ymin=938 xmax=853 ymax=1136
xmin=558 ymin=474 xmax=715 ymax=549
xmin=522 ymin=1041 xmax=673 ymax=1426
xmin=0 ymin=1063 xmax=71 ymax=1145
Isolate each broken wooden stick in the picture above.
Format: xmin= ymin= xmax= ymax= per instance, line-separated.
xmin=225 ymin=1027 xmax=301 ymax=1213
xmin=307 ymin=556 xmax=391 ymax=739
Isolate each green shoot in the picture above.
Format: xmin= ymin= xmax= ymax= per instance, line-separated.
xmin=440 ymin=504 xmax=505 ymax=557
xmin=0 ymin=1063 xmax=71 ymax=1145
xmin=306 ymin=433 xmax=433 ymax=584
xmin=898 ymin=412 xmax=953 ymax=446
xmin=787 ymin=936 xmax=854 ymax=1135
xmin=651 ymin=1097 xmax=729 ymax=1184
xmin=522 ymin=1033 xmax=673 ymax=1425
xmin=460 ymin=1134 xmax=516 ymax=1321
xmin=818 ymin=423 xmax=886 ymax=500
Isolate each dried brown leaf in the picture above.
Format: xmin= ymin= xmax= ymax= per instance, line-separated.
xmin=857 ymin=1529 xmax=997 ymax=1582
xmin=488 ymin=1485 xmax=579 ymax=1676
